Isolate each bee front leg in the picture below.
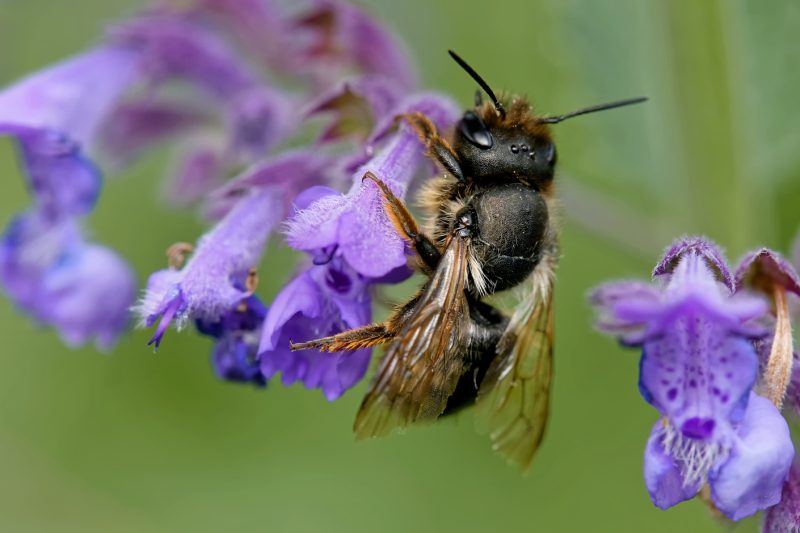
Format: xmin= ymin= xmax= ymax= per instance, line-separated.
xmin=398 ymin=112 xmax=465 ymax=182
xmin=363 ymin=172 xmax=441 ymax=271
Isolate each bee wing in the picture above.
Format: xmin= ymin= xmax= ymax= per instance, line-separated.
xmin=474 ymin=253 xmax=556 ymax=471
xmin=354 ymin=236 xmax=471 ymax=439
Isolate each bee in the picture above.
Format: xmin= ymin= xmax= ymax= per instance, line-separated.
xmin=292 ymin=51 xmax=646 ymax=470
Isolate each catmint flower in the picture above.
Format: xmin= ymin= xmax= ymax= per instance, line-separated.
xmin=258 ymin=258 xmax=370 ymax=400
xmin=1 ymin=211 xmax=135 ymax=349
xmin=590 ymin=237 xmax=794 ymax=520
xmin=196 ymin=294 xmax=268 ymax=387
xmin=136 ymin=188 xmax=282 ymax=347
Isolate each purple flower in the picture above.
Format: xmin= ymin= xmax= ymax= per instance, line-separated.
xmin=763 ymin=461 xmax=800 ymax=533
xmin=196 ymin=294 xmax=267 ymax=387
xmin=306 ymin=75 xmax=405 ymax=143
xmin=258 ymin=258 xmax=370 ymax=400
xmin=136 ymin=189 xmax=283 ymax=347
xmin=590 ymin=237 xmax=794 ymax=520
xmin=296 ymin=0 xmax=417 ymax=90
xmin=0 ymin=211 xmax=135 ymax=349
xmin=286 ymin=93 xmax=458 ymax=278
xmin=646 ymin=392 xmax=793 ymax=520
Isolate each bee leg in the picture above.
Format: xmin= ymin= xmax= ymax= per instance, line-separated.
xmin=363 ymin=171 xmax=441 ymax=270
xmin=290 ymin=323 xmax=395 ymax=352
xmin=398 ymin=112 xmax=465 ymax=182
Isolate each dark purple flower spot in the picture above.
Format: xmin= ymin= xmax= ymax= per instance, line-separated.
xmin=689 ymin=379 xmax=697 ymax=388
xmin=725 ymin=372 xmax=733 ymax=379
xmin=325 ymin=267 xmax=352 ymax=293
xmin=721 ymin=394 xmax=729 ymax=403
xmin=667 ymin=388 xmax=678 ymax=401
xmin=711 ymin=387 xmax=720 ymax=396
xmin=681 ymin=417 xmax=715 ymax=440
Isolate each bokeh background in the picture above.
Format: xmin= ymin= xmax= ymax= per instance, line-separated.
xmin=1 ymin=1 xmax=799 ymax=531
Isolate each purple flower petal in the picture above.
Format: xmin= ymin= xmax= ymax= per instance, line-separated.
xmin=589 ymin=280 xmax=660 ymax=342
xmin=0 ymin=211 xmax=80 ymax=313
xmin=39 ymin=243 xmax=136 ymax=350
xmin=653 ymin=236 xmax=734 ymax=292
xmin=286 ymin=94 xmax=458 ymax=277
xmin=297 ymin=0 xmax=417 ymax=89
xmin=0 ymin=125 xmax=101 ymax=218
xmin=114 ymin=16 xmax=258 ymax=97
xmin=0 ymin=46 xmax=140 ymax=148
xmin=188 ymin=0 xmax=293 ymax=73
xmin=258 ymin=260 xmax=371 ymax=400
xmin=197 ymin=294 xmax=268 ymax=387
xmin=0 ymin=211 xmax=135 ymax=349
xmin=305 ymin=75 xmax=404 ymax=142
xmin=762 ymin=461 xmax=800 ymax=533
xmin=204 ymin=150 xmax=335 ymax=219
xmin=640 ymin=319 xmax=757 ymax=440
xmin=709 ymin=393 xmax=794 ymax=521
xmin=735 ymin=247 xmax=800 ymax=297
xmin=136 ymin=189 xmax=283 ymax=344
xmin=225 ymin=86 xmax=294 ymax=159
xmin=164 ymin=144 xmax=223 ymax=206
xmin=643 ymin=419 xmax=702 ymax=509
xmin=100 ymin=100 xmax=211 ymax=165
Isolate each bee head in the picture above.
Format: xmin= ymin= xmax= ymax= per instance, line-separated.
xmin=447 ymin=50 xmax=647 ymax=187
xmin=453 ymin=102 xmax=557 ymax=186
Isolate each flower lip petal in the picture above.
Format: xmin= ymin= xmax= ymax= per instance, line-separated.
xmin=653 ymin=236 xmax=734 ymax=292
xmin=643 ymin=419 xmax=702 ymax=509
xmin=734 ymin=247 xmax=800 ymax=297
xmin=709 ymin=393 xmax=795 ymax=521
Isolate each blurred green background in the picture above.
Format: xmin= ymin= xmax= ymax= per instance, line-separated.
xmin=1 ymin=1 xmax=799 ymax=531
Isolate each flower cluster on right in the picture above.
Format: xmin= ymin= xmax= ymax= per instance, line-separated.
xmin=591 ymin=235 xmax=800 ymax=529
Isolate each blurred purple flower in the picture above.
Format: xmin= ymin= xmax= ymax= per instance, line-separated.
xmin=296 ymin=0 xmax=417 ymax=90
xmin=258 ymin=258 xmax=370 ymax=400
xmin=196 ymin=294 xmax=268 ymax=387
xmin=1 ymin=211 xmax=135 ymax=349
xmin=590 ymin=237 xmax=794 ymax=520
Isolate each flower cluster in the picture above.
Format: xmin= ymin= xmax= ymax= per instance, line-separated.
xmin=591 ymin=235 xmax=800 ymax=525
xmin=0 ymin=0 xmax=456 ymax=396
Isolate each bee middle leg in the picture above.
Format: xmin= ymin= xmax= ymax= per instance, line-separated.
xmin=363 ymin=172 xmax=441 ymax=271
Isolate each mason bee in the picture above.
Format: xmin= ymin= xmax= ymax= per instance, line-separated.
xmin=292 ymin=51 xmax=646 ymax=469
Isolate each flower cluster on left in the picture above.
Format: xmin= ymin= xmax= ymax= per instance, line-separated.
xmin=0 ymin=0 xmax=457 ymax=396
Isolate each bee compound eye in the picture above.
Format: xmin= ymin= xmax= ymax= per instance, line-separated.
xmin=459 ymin=111 xmax=493 ymax=149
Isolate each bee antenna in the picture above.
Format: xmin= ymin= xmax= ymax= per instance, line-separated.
xmin=538 ymin=97 xmax=648 ymax=124
xmin=448 ymin=50 xmax=505 ymax=118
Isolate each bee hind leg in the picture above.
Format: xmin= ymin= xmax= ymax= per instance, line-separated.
xmin=290 ymin=323 xmax=395 ymax=353
xmin=363 ymin=172 xmax=441 ymax=271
